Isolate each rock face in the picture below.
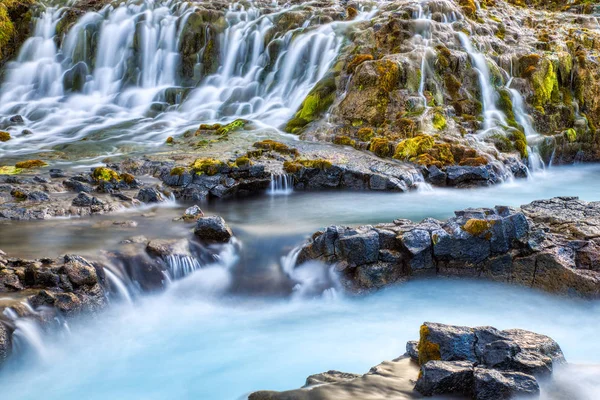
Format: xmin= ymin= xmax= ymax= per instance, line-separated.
xmin=414 ymin=322 xmax=564 ymax=399
xmin=249 ymin=322 xmax=565 ymax=400
xmin=295 ymin=197 xmax=600 ymax=298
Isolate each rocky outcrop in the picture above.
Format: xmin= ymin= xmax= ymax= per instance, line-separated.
xmin=294 ymin=197 xmax=600 ymax=297
xmin=249 ymin=322 xmax=567 ymax=400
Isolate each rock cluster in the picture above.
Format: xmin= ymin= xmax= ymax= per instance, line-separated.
xmin=296 ymin=197 xmax=600 ymax=297
xmin=249 ymin=322 xmax=566 ymax=400
xmin=412 ymin=322 xmax=565 ymax=399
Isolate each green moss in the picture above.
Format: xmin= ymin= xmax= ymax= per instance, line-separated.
xmin=417 ymin=325 xmax=441 ymax=365
xmin=216 ymin=119 xmax=246 ymax=135
xmin=283 ymin=159 xmax=332 ymax=173
xmin=530 ymin=59 xmax=559 ymax=108
xmin=463 ymin=218 xmax=495 ymax=237
xmin=285 ymin=75 xmax=336 ymax=133
xmin=369 ymin=137 xmax=391 ymax=157
xmin=170 ymin=166 xmax=186 ymax=176
xmin=565 ymin=128 xmax=577 ymax=142
xmin=190 ymin=158 xmax=224 ymax=176
xmin=0 ymin=131 xmax=11 ymax=142
xmin=444 ymin=74 xmax=461 ymax=99
xmin=92 ymin=167 xmax=120 ymax=182
xmin=357 ymin=127 xmax=375 ymax=142
xmin=432 ymin=113 xmax=447 ymax=131
xmin=490 ymin=134 xmax=514 ymax=152
xmin=14 ymin=159 xmax=47 ymax=169
xmin=0 ymin=5 xmax=15 ymax=60
xmin=0 ymin=166 xmax=22 ymax=175
xmin=394 ymin=135 xmax=435 ymax=160
xmin=253 ymin=140 xmax=299 ymax=156
xmin=510 ymin=130 xmax=528 ymax=158
xmin=497 ymin=88 xmax=518 ymax=128
xmin=333 ymin=135 xmax=356 ymax=147
xmin=235 ymin=156 xmax=252 ymax=167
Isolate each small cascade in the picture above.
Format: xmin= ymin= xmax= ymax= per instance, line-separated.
xmin=414 ymin=4 xmax=433 ymax=108
xmin=267 ymin=174 xmax=294 ymax=195
xmin=3 ymin=306 xmax=48 ymax=362
xmin=164 ymin=254 xmax=203 ymax=280
xmin=457 ymin=32 xmax=507 ymax=132
xmin=280 ymin=245 xmax=340 ymax=299
xmin=104 ymin=267 xmax=133 ymax=304
xmin=506 ymin=79 xmax=545 ymax=173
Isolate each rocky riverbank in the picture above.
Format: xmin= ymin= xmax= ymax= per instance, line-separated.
xmin=249 ymin=322 xmax=570 ymax=400
xmin=294 ymin=196 xmax=600 ymax=297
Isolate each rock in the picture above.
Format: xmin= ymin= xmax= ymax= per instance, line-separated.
xmin=62 ymin=255 xmax=98 ymax=287
xmin=135 ymin=187 xmax=165 ymax=203
xmin=335 ymin=229 xmax=379 ymax=266
xmin=9 ymin=115 xmax=24 ymax=124
xmin=414 ymin=360 xmax=474 ymax=396
xmin=50 ymin=169 xmax=67 ymax=178
xmin=418 ymin=322 xmax=477 ymax=364
xmin=27 ymin=191 xmax=49 ymax=202
xmin=0 ymin=323 xmax=10 ymax=363
xmin=72 ymin=192 xmax=104 ymax=207
xmin=473 ymin=368 xmax=539 ymax=400
xmin=182 ymin=205 xmax=204 ymax=221
xmin=406 ymin=340 xmax=419 ymax=362
xmin=304 ymin=370 xmax=360 ymax=387
xmin=194 ymin=216 xmax=233 ymax=243
xmin=64 ymin=179 xmax=93 ymax=193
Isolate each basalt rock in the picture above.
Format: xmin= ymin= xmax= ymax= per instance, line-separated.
xmin=194 ymin=216 xmax=233 ymax=243
xmin=249 ymin=323 xmax=564 ymax=400
xmin=295 ymin=197 xmax=600 ymax=297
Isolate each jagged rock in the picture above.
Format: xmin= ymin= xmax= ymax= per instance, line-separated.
xmin=64 ymin=178 xmax=93 ymax=193
xmin=182 ymin=205 xmax=204 ymax=221
xmin=414 ymin=360 xmax=474 ymax=396
xmin=194 ymin=216 xmax=233 ymax=243
xmin=62 ymin=255 xmax=98 ymax=287
xmin=294 ymin=197 xmax=600 ymax=297
xmin=26 ymin=191 xmax=49 ymax=202
xmin=406 ymin=340 xmax=419 ymax=362
xmin=0 ymin=323 xmax=10 ymax=364
xmin=135 ymin=187 xmax=165 ymax=203
xmin=72 ymin=192 xmax=103 ymax=207
xmin=473 ymin=368 xmax=539 ymax=400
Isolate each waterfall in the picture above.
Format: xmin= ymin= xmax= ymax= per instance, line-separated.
xmin=0 ymin=1 xmax=372 ymax=159
xmin=267 ymin=174 xmax=294 ymax=195
xmin=457 ymin=32 xmax=507 ymax=132
xmin=2 ymin=306 xmax=48 ymax=362
xmin=280 ymin=245 xmax=340 ymax=299
xmin=414 ymin=4 xmax=433 ymax=108
xmin=164 ymin=254 xmax=203 ymax=280
xmin=507 ymin=80 xmax=545 ymax=172
xmin=104 ymin=267 xmax=133 ymax=304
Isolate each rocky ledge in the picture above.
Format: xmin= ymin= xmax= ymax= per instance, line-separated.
xmin=250 ymin=322 xmax=567 ymax=400
xmin=295 ymin=196 xmax=600 ymax=298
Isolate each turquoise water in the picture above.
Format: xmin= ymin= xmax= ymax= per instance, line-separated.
xmin=1 ymin=165 xmax=600 ymax=399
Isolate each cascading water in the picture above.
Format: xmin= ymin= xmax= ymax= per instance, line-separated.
xmin=164 ymin=254 xmax=204 ymax=280
xmin=267 ymin=173 xmax=294 ymax=195
xmin=507 ymin=78 xmax=545 ymax=172
xmin=457 ymin=32 xmax=507 ymax=132
xmin=0 ymin=1 xmax=373 ymax=160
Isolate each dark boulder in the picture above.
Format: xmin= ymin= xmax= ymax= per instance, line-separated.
xmin=414 ymin=360 xmax=474 ymax=396
xmin=194 ymin=216 xmax=233 ymax=243
xmin=473 ymin=368 xmax=539 ymax=400
xmin=135 ymin=187 xmax=166 ymax=203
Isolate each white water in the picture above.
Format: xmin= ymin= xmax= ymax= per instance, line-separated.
xmin=457 ymin=32 xmax=507 ymax=132
xmin=0 ymin=1 xmax=371 ymax=159
xmin=0 ymin=280 xmax=598 ymax=399
xmin=267 ymin=173 xmax=294 ymax=195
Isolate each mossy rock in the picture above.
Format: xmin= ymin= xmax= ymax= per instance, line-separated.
xmin=216 ymin=119 xmax=246 ymax=135
xmin=565 ymin=128 xmax=577 ymax=142
xmin=0 ymin=131 xmax=10 ymax=141
xmin=170 ymin=166 xmax=186 ymax=176
xmin=463 ymin=218 xmax=496 ymax=239
xmin=120 ymin=173 xmax=136 ymax=184
xmin=417 ymin=324 xmax=441 ymax=365
xmin=283 ymin=159 xmax=332 ymax=173
xmin=0 ymin=166 xmax=22 ymax=175
xmin=285 ymin=74 xmax=337 ymax=134
xmin=14 ymin=159 xmax=47 ymax=169
xmin=497 ymin=88 xmax=518 ymax=128
xmin=369 ymin=137 xmax=392 ymax=157
xmin=190 ymin=158 xmax=225 ymax=176
xmin=393 ymin=135 xmax=435 ymax=160
xmin=432 ymin=112 xmax=447 ymax=131
xmin=357 ymin=127 xmax=375 ymax=142
xmin=333 ymin=135 xmax=356 ymax=147
xmin=510 ymin=130 xmax=529 ymax=158
xmin=347 ymin=54 xmax=373 ymax=74
xmin=253 ymin=140 xmax=299 ymax=157
xmin=92 ymin=167 xmax=120 ymax=182
xmin=235 ymin=156 xmax=252 ymax=167
xmin=165 ymin=136 xmax=174 ymax=144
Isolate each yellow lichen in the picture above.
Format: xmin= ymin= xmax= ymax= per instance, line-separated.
xmin=283 ymin=159 xmax=332 ymax=173
xmin=0 ymin=166 xmax=22 ymax=175
xmin=120 ymin=173 xmax=136 ymax=184
xmin=14 ymin=159 xmax=47 ymax=169
xmin=333 ymin=135 xmax=356 ymax=147
xmin=369 ymin=137 xmax=391 ymax=157
xmin=0 ymin=131 xmax=11 ymax=142
xmin=417 ymin=325 xmax=441 ymax=365
xmin=92 ymin=167 xmax=120 ymax=182
xmin=170 ymin=166 xmax=186 ymax=176
xmin=357 ymin=127 xmax=375 ymax=142
xmin=347 ymin=54 xmax=373 ymax=73
xmin=253 ymin=140 xmax=299 ymax=156
xmin=463 ymin=219 xmax=496 ymax=237
xmin=235 ymin=156 xmax=252 ymax=167
xmin=190 ymin=158 xmax=224 ymax=176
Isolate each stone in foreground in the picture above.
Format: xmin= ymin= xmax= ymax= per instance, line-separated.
xmin=194 ymin=216 xmax=233 ymax=243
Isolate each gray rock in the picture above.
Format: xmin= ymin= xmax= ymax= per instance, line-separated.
xmin=414 ymin=360 xmax=474 ymax=396
xmin=446 ymin=165 xmax=490 ymax=186
xmin=64 ymin=178 xmax=93 ymax=193
xmin=50 ymin=169 xmax=67 ymax=178
xmin=335 ymin=229 xmax=379 ymax=266
xmin=72 ymin=192 xmax=104 ymax=207
xmin=474 ymin=368 xmax=539 ymax=400
xmin=182 ymin=205 xmax=204 ymax=221
xmin=194 ymin=216 xmax=233 ymax=243
xmin=62 ymin=255 xmax=98 ymax=287
xmin=406 ymin=340 xmax=419 ymax=361
xmin=419 ymin=322 xmax=477 ymax=363
xmin=0 ymin=323 xmax=10 ymax=363
xmin=135 ymin=187 xmax=165 ymax=203
xmin=27 ymin=191 xmax=49 ymax=202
